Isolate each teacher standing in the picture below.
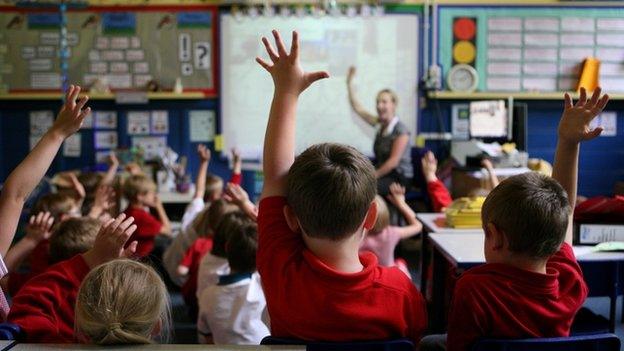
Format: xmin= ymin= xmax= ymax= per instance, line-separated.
xmin=346 ymin=66 xmax=413 ymax=195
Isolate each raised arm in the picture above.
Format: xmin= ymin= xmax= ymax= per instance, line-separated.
xmin=154 ymin=196 xmax=172 ymax=236
xmin=481 ymin=158 xmax=500 ymax=189
xmin=193 ymin=145 xmax=211 ymax=200
xmin=553 ymin=87 xmax=609 ymax=245
xmin=4 ymin=212 xmax=54 ymax=272
xmin=375 ymin=134 xmax=409 ymax=178
xmin=256 ymin=30 xmax=329 ymax=198
xmin=346 ymin=66 xmax=378 ymax=126
xmin=0 ymin=85 xmax=89 ymax=256
xmin=422 ymin=151 xmax=452 ymax=212
xmin=101 ymin=152 xmax=119 ymax=186
xmin=225 ymin=183 xmax=258 ymax=221
xmin=230 ymin=148 xmax=242 ymax=185
xmin=386 ymin=183 xmax=423 ymax=239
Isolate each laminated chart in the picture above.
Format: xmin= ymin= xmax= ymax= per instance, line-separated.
xmin=0 ymin=6 xmax=217 ymax=95
xmin=438 ymin=6 xmax=624 ymax=92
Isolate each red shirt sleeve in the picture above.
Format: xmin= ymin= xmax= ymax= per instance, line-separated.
xmin=547 ymin=243 xmax=589 ymax=302
xmin=180 ymin=242 xmax=196 ymax=268
xmin=257 ymin=197 xmax=303 ymax=277
xmin=8 ymin=254 xmax=91 ymax=343
xmin=427 ymin=179 xmax=453 ymax=212
xmin=229 ymin=172 xmax=242 ymax=185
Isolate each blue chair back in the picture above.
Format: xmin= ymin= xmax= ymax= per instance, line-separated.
xmin=261 ymin=336 xmax=414 ymax=351
xmin=471 ymin=333 xmax=621 ymax=351
xmin=0 ymin=323 xmax=22 ymax=341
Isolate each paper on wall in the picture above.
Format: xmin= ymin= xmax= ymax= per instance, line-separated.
xmin=110 ymin=62 xmax=129 ymax=73
xmin=469 ymin=100 xmax=507 ymax=138
xmin=29 ymin=110 xmax=54 ymax=136
xmin=189 ymin=110 xmax=215 ymax=142
xmin=590 ymin=111 xmax=617 ymax=137
xmin=37 ymin=46 xmax=55 ymax=58
xmin=151 ymin=110 xmax=169 ymax=134
xmin=126 ymin=50 xmax=144 ymax=61
xmin=21 ymin=47 xmax=35 ymax=59
xmin=95 ymin=151 xmax=110 ymax=164
xmin=82 ymin=113 xmax=94 ymax=128
xmin=134 ymin=75 xmax=152 ymax=87
xmin=29 ymin=59 xmax=53 ymax=71
xmin=63 ymin=133 xmax=81 ymax=157
xmin=31 ymin=73 xmax=61 ymax=89
xmin=95 ymin=131 xmax=118 ymax=149
xmin=94 ymin=111 xmax=117 ymax=129
xmin=95 ymin=37 xmax=110 ymax=50
xmin=132 ymin=136 xmax=167 ymax=161
xmin=127 ymin=111 xmax=150 ymax=135
xmin=111 ymin=37 xmax=130 ymax=50
xmin=133 ymin=62 xmax=149 ymax=74
xmin=40 ymin=32 xmax=60 ymax=45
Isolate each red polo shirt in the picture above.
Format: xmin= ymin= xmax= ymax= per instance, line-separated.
xmin=8 ymin=254 xmax=91 ymax=343
xmin=123 ymin=206 xmax=162 ymax=257
xmin=257 ymin=196 xmax=427 ymax=343
xmin=447 ymin=243 xmax=588 ymax=351
xmin=180 ymin=237 xmax=213 ymax=307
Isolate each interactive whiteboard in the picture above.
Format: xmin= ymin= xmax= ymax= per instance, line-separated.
xmin=220 ymin=14 xmax=419 ymax=159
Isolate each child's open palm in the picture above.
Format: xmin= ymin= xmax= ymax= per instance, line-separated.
xmin=197 ymin=144 xmax=211 ymax=163
xmin=53 ymin=85 xmax=91 ymax=138
xmin=25 ymin=211 xmax=54 ymax=242
xmin=83 ymin=213 xmax=137 ymax=268
xmin=559 ymin=87 xmax=609 ymax=144
xmin=256 ymin=30 xmax=329 ymax=95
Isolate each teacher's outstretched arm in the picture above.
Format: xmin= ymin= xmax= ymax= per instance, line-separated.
xmin=346 ymin=66 xmax=378 ymax=126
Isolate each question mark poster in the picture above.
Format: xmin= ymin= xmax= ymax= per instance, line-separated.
xmin=52 ymin=6 xmax=218 ymax=96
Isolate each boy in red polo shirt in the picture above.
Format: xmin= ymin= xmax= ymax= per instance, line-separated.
xmin=8 ymin=213 xmax=139 ymax=343
xmin=122 ymin=175 xmax=172 ymax=257
xmin=419 ymin=88 xmax=608 ymax=351
xmin=255 ymin=30 xmax=427 ymax=343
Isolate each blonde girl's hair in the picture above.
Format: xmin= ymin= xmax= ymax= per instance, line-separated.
xmin=371 ymin=195 xmax=390 ymax=234
xmin=75 ymin=259 xmax=171 ymax=345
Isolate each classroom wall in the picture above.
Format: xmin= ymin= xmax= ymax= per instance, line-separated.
xmin=0 ymin=98 xmax=256 ymax=197
xmin=419 ymin=100 xmax=624 ymax=198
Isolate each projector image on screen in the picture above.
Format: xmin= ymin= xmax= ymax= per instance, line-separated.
xmin=220 ymin=14 xmax=419 ymax=160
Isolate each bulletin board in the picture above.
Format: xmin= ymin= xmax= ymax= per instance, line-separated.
xmin=0 ymin=5 xmax=217 ymax=95
xmin=438 ymin=6 xmax=624 ymax=93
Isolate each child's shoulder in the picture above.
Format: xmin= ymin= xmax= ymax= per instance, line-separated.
xmin=372 ymin=263 xmax=419 ymax=297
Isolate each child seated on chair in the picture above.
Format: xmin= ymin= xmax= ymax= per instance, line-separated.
xmin=122 ymin=175 xmax=172 ymax=258
xmin=420 ymin=88 xmax=608 ymax=351
xmin=360 ymin=183 xmax=422 ymax=278
xmin=255 ymin=30 xmax=427 ymax=343
xmin=197 ymin=212 xmax=268 ymax=345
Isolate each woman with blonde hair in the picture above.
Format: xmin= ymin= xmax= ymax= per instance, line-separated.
xmin=75 ymin=259 xmax=171 ymax=345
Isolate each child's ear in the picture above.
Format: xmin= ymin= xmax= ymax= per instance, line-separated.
xmin=363 ymin=200 xmax=378 ymax=231
xmin=283 ymin=205 xmax=300 ymax=232
xmin=486 ymin=222 xmax=505 ymax=251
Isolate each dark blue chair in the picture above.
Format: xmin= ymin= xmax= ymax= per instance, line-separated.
xmin=471 ymin=333 xmax=621 ymax=351
xmin=0 ymin=323 xmax=22 ymax=341
xmin=261 ymin=336 xmax=414 ymax=351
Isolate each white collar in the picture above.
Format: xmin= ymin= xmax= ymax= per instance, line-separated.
xmin=382 ymin=116 xmax=399 ymax=136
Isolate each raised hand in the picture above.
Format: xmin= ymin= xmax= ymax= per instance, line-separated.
xmin=107 ymin=152 xmax=119 ymax=167
xmin=347 ymin=66 xmax=356 ymax=84
xmin=559 ymin=87 xmax=609 ymax=145
xmin=25 ymin=211 xmax=55 ymax=242
xmin=421 ymin=151 xmax=438 ymax=182
xmin=224 ymin=183 xmax=250 ymax=206
xmin=52 ymin=85 xmax=90 ymax=139
xmin=67 ymin=172 xmax=86 ymax=199
xmin=82 ymin=213 xmax=138 ymax=268
xmin=198 ymin=144 xmax=211 ymax=163
xmin=256 ymin=30 xmax=329 ymax=96
xmin=93 ymin=185 xmax=115 ymax=211
xmin=386 ymin=183 xmax=406 ymax=207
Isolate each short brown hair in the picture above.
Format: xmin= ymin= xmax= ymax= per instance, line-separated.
xmin=205 ymin=174 xmax=224 ymax=200
xmin=211 ymin=211 xmax=248 ymax=258
xmin=371 ymin=195 xmax=390 ymax=234
xmin=32 ymin=193 xmax=77 ymax=222
xmin=226 ymin=217 xmax=258 ymax=273
xmin=287 ymin=143 xmax=376 ymax=240
xmin=123 ymin=175 xmax=156 ymax=201
xmin=49 ymin=217 xmax=101 ymax=264
xmin=191 ymin=199 xmax=237 ymax=238
xmin=481 ymin=172 xmax=571 ymax=259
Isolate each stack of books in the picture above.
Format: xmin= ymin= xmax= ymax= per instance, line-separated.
xmin=445 ymin=197 xmax=486 ymax=229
